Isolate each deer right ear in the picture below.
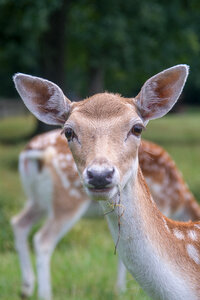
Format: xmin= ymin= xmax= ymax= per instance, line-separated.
xmin=13 ymin=73 xmax=71 ymax=126
xmin=135 ymin=65 xmax=189 ymax=123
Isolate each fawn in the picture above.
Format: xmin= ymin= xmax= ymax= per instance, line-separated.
xmin=13 ymin=65 xmax=200 ymax=299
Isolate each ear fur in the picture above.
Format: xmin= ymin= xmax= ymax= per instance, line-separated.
xmin=13 ymin=73 xmax=71 ymax=125
xmin=135 ymin=64 xmax=189 ymax=122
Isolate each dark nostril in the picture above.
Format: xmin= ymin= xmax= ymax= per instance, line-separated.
xmin=87 ymin=170 xmax=93 ymax=179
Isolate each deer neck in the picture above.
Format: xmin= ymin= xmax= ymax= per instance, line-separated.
xmin=99 ymin=167 xmax=196 ymax=300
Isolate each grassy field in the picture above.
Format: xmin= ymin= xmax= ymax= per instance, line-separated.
xmin=0 ymin=111 xmax=200 ymax=300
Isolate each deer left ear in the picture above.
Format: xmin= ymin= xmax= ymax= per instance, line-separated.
xmin=13 ymin=73 xmax=71 ymax=126
xmin=135 ymin=65 xmax=189 ymax=122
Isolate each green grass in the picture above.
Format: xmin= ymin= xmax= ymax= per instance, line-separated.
xmin=0 ymin=115 xmax=36 ymax=143
xmin=0 ymin=237 xmax=149 ymax=300
xmin=143 ymin=112 xmax=200 ymax=145
xmin=0 ymin=112 xmax=200 ymax=299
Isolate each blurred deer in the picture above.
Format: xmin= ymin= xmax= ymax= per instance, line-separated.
xmin=13 ymin=65 xmax=200 ymax=299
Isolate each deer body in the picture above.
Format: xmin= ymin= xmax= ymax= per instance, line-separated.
xmin=13 ymin=64 xmax=200 ymax=299
xmin=139 ymin=140 xmax=200 ymax=221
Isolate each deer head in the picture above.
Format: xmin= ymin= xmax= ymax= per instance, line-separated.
xmin=14 ymin=65 xmax=189 ymax=201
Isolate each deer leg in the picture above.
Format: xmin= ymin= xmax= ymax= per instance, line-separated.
xmin=116 ymin=258 xmax=127 ymax=293
xmin=34 ymin=201 xmax=90 ymax=300
xmin=11 ymin=201 xmax=45 ymax=298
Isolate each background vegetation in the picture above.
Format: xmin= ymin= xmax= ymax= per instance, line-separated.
xmin=0 ymin=0 xmax=200 ymax=104
xmin=0 ymin=112 xmax=199 ymax=299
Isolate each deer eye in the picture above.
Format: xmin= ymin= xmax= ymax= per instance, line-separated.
xmin=131 ymin=124 xmax=144 ymax=137
xmin=64 ymin=128 xmax=75 ymax=141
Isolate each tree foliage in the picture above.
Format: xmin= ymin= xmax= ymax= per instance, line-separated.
xmin=0 ymin=0 xmax=200 ymax=104
xmin=69 ymin=0 xmax=200 ymax=100
xmin=0 ymin=0 xmax=63 ymax=94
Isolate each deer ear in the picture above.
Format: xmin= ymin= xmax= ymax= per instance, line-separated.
xmin=135 ymin=65 xmax=189 ymax=122
xmin=13 ymin=73 xmax=71 ymax=126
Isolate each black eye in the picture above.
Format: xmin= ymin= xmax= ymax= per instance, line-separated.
xmin=131 ymin=124 xmax=144 ymax=137
xmin=64 ymin=128 xmax=75 ymax=141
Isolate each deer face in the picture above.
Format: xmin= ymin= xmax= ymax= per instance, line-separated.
xmin=13 ymin=65 xmax=189 ymax=201
xmin=62 ymin=93 xmax=144 ymax=200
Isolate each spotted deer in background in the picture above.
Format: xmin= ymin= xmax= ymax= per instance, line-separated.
xmin=13 ymin=65 xmax=200 ymax=300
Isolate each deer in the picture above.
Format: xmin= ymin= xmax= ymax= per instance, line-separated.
xmin=12 ymin=129 xmax=200 ymax=300
xmin=13 ymin=64 xmax=200 ymax=299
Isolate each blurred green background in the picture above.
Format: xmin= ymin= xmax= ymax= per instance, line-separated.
xmin=1 ymin=0 xmax=200 ymax=102
xmin=0 ymin=0 xmax=200 ymax=299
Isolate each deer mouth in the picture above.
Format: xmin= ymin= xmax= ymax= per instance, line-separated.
xmin=85 ymin=185 xmax=118 ymax=200
xmin=88 ymin=186 xmax=113 ymax=193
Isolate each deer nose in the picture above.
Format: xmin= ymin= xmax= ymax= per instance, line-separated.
xmin=87 ymin=167 xmax=115 ymax=189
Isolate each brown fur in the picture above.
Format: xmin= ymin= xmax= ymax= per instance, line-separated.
xmin=72 ymin=93 xmax=136 ymax=120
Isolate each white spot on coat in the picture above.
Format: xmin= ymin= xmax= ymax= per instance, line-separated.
xmin=52 ymin=158 xmax=70 ymax=189
xmin=60 ymin=161 xmax=67 ymax=168
xmin=188 ymin=230 xmax=197 ymax=241
xmin=194 ymin=224 xmax=200 ymax=230
xmin=173 ymin=229 xmax=184 ymax=240
xmin=162 ymin=217 xmax=170 ymax=233
xmin=73 ymin=163 xmax=78 ymax=172
xmin=69 ymin=189 xmax=81 ymax=199
xmin=187 ymin=244 xmax=200 ymax=265
xmin=66 ymin=154 xmax=72 ymax=161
